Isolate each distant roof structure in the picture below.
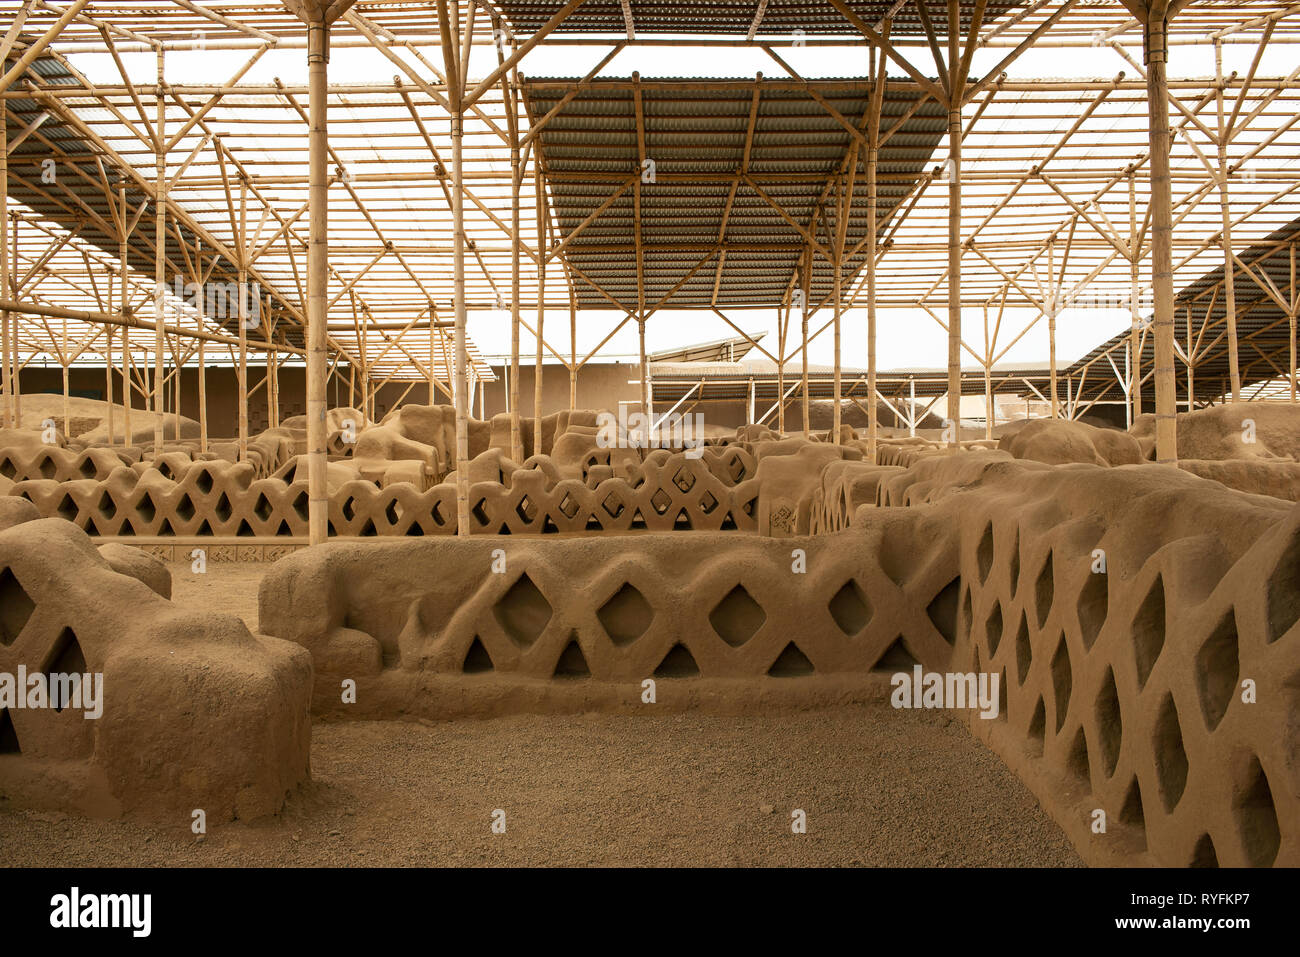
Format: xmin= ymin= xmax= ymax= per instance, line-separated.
xmin=1069 ymin=215 xmax=1300 ymax=406
xmin=648 ymin=331 xmax=766 ymax=362
xmin=522 ymin=75 xmax=945 ymax=310
xmin=495 ymin=1 xmax=1027 ymax=36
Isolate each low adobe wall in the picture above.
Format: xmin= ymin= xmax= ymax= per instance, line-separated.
xmin=258 ymin=453 xmax=1300 ymax=867
xmin=0 ymin=514 xmax=312 ymax=823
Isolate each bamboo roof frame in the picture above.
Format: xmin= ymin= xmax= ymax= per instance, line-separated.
xmin=0 ymin=0 xmax=1296 ymax=470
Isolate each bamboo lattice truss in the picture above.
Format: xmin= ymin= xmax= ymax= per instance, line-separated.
xmin=0 ymin=0 xmax=1297 ymax=542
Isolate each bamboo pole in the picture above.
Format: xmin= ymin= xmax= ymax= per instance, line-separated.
xmin=509 ymin=91 xmax=522 ymax=461
xmin=10 ymin=212 xmax=18 ymax=426
xmin=119 ymin=232 xmax=131 ymax=443
xmin=0 ymin=94 xmax=9 ymax=430
xmin=534 ymin=165 xmax=545 ymax=453
xmin=1145 ymin=4 xmax=1179 ymax=463
xmin=946 ymin=55 xmax=962 ymax=449
xmin=306 ymin=14 xmax=330 ymax=544
xmin=1215 ymin=41 xmax=1241 ymax=402
xmin=776 ymin=298 xmax=786 ymax=433
xmin=800 ymin=247 xmax=810 ymax=433
xmin=238 ymin=182 xmax=249 ymax=461
xmin=152 ymin=48 xmax=168 ymax=457
xmin=439 ymin=0 xmax=471 ymax=538
xmin=1129 ymin=170 xmax=1142 ymax=425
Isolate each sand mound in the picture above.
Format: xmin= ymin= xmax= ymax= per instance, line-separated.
xmin=1132 ymin=401 xmax=1300 ymax=461
xmin=999 ymin=417 xmax=1143 ymax=466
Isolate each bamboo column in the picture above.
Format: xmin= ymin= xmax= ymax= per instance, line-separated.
xmin=638 ymin=316 xmax=649 ymax=424
xmin=509 ymin=155 xmax=522 ymax=460
xmin=800 ymin=248 xmax=810 ymax=433
xmin=1128 ymin=171 xmax=1141 ymax=424
xmin=534 ymin=166 xmax=545 ymax=452
xmin=777 ymin=298 xmax=786 ymax=433
xmin=120 ymin=234 xmax=131 ymax=443
xmin=0 ymin=96 xmax=9 ymax=430
xmin=1143 ymin=3 xmax=1179 ymax=463
xmin=1214 ymin=40 xmax=1241 ymax=402
xmin=439 ymin=0 xmax=471 ymax=537
xmin=237 ymin=184 xmax=249 ymax=461
xmin=153 ymin=48 xmax=166 ymax=459
xmin=306 ymin=13 xmax=331 ymax=543
xmin=505 ymin=39 xmax=523 ymax=463
xmin=945 ymin=74 xmax=963 ymax=449
xmin=1048 ymin=240 xmax=1059 ymax=418
xmin=8 ymin=212 xmax=17 ymax=427
xmin=569 ymin=291 xmax=577 ymax=410
xmin=865 ymin=34 xmax=885 ymax=459
xmin=1291 ymin=242 xmax=1297 ymax=404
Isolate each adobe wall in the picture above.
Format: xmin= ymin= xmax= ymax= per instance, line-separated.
xmin=0 ymin=515 xmax=312 ymax=822
xmin=256 ymin=453 xmax=1300 ymax=867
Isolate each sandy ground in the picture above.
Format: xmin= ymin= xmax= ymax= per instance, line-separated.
xmin=0 ymin=562 xmax=1084 ymax=867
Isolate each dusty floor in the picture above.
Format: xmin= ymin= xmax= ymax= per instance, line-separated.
xmin=0 ymin=561 xmax=1084 ymax=867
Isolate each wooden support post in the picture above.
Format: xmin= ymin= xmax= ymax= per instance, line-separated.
xmin=508 ymin=63 xmax=523 ymax=462
xmin=800 ymin=247 xmax=810 ymax=433
xmin=777 ymin=300 xmax=786 ymax=433
xmin=0 ymin=95 xmax=9 ymax=431
xmin=865 ymin=39 xmax=884 ymax=458
xmin=638 ymin=316 xmax=649 ymax=426
xmin=946 ymin=97 xmax=962 ymax=448
xmin=1128 ymin=172 xmax=1141 ymax=424
xmin=237 ymin=184 xmax=249 ymax=461
xmin=306 ymin=14 xmax=330 ymax=543
xmin=1145 ymin=5 xmax=1179 ymax=463
xmin=534 ymin=166 xmax=545 ymax=453
xmin=153 ymin=48 xmax=166 ymax=459
xmin=120 ymin=233 xmax=131 ymax=444
xmin=1215 ymin=40 xmax=1241 ymax=402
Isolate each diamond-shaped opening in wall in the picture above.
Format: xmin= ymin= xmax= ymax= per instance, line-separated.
xmin=1027 ymin=696 xmax=1046 ymax=755
xmin=1195 ymin=609 xmax=1239 ymax=733
xmin=1009 ymin=527 xmax=1021 ymax=598
xmin=926 ymin=577 xmax=961 ymax=646
xmin=985 ymin=600 xmax=1004 ymax=657
xmin=1132 ymin=576 xmax=1167 ymax=691
xmin=976 ymin=522 xmax=994 ymax=585
xmin=1096 ymin=666 xmax=1123 ymax=779
xmin=654 ymin=643 xmax=700 ymax=678
xmin=1034 ymin=550 xmax=1054 ymax=629
xmin=1014 ymin=612 xmax=1032 ymax=686
xmin=828 ymin=579 xmax=871 ymax=636
xmin=1153 ymin=693 xmax=1189 ymax=813
xmin=552 ymin=637 xmax=590 ymax=678
xmin=767 ymin=642 xmax=814 ymax=677
xmin=1189 ymin=833 xmax=1218 ymax=868
xmin=1119 ymin=776 xmax=1146 ymax=833
xmin=597 ymin=582 xmax=654 ymax=647
xmin=1077 ymin=568 xmax=1108 ymax=650
xmin=1233 ymin=754 xmax=1280 ymax=867
xmin=0 ymin=708 xmax=19 ymax=754
xmin=1265 ymin=533 xmax=1300 ymax=644
xmin=462 ymin=636 xmax=494 ymax=674
xmin=43 ymin=627 xmax=88 ymax=713
xmin=0 ymin=566 xmax=35 ymax=647
xmin=493 ymin=572 xmax=552 ymax=648
xmin=1065 ymin=726 xmax=1090 ymax=787
xmin=709 ymin=584 xmax=765 ymax=648
xmin=1050 ymin=633 xmax=1072 ymax=734
xmin=871 ymin=635 xmax=918 ymax=673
